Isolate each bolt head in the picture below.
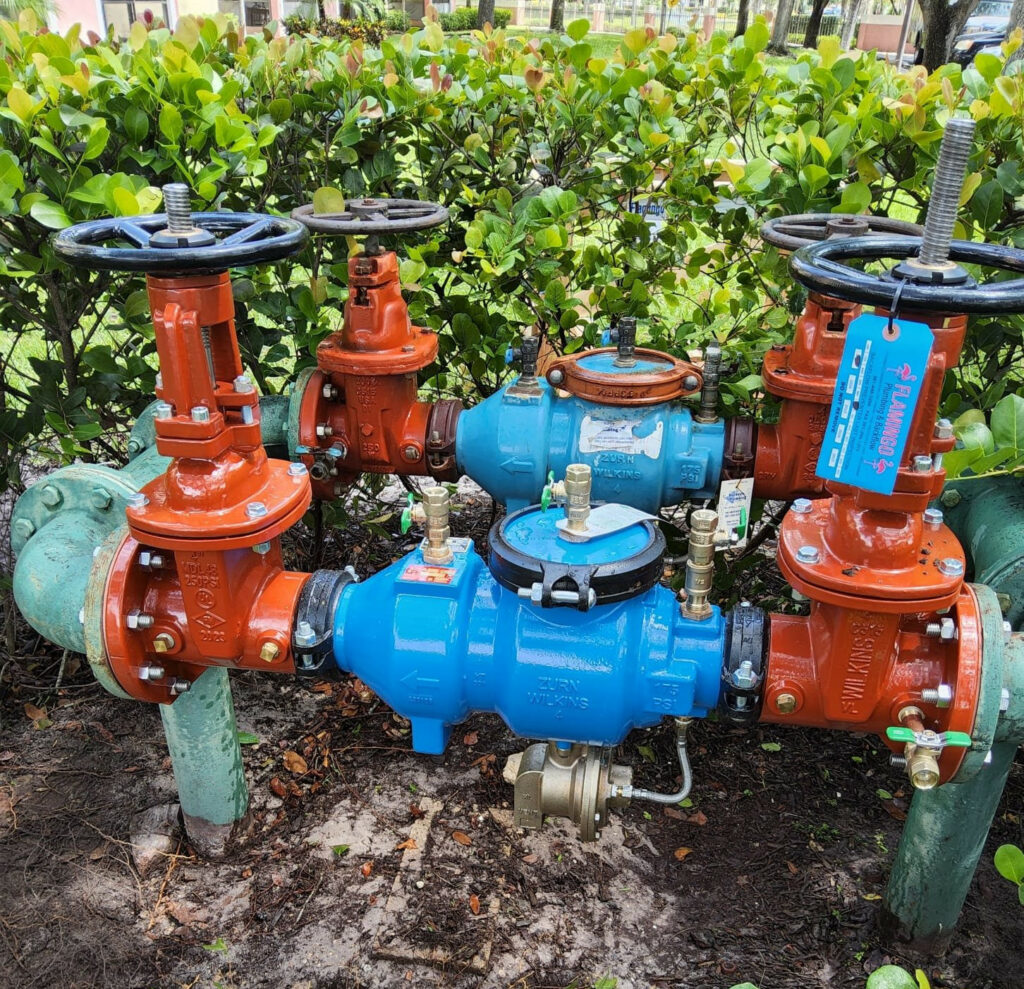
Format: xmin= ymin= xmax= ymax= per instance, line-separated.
xmin=934 ymin=418 xmax=954 ymax=440
xmin=940 ymin=489 xmax=962 ymax=508
xmin=40 ymin=484 xmax=63 ymax=508
xmin=403 ymin=445 xmax=421 ymax=462
xmin=939 ymin=617 xmax=956 ymax=640
xmin=13 ymin=518 xmax=35 ymax=541
xmin=90 ymin=487 xmax=113 ymax=510
xmin=795 ymin=545 xmax=820 ymax=565
xmin=259 ymin=641 xmax=281 ymax=663
xmin=288 ymin=462 xmax=308 ymax=477
xmin=774 ymin=692 xmax=797 ymax=714
xmin=139 ymin=550 xmax=164 ymax=569
xmin=683 ymin=374 xmax=699 ymax=391
xmin=139 ymin=665 xmax=165 ymax=681
xmin=1000 ymin=687 xmax=1011 ymax=712
xmin=316 ymin=423 xmax=333 ymax=438
xmin=912 ymin=455 xmax=933 ymax=473
xmin=294 ymin=621 xmax=317 ymax=648
xmin=791 ymin=498 xmax=813 ymax=514
xmin=233 ymin=374 xmax=255 ymax=394
xmin=246 ymin=501 xmax=268 ymax=519
xmin=549 ymin=369 xmax=564 ymax=386
xmin=937 ymin=557 xmax=964 ymax=577
xmin=128 ymin=492 xmax=149 ymax=509
xmin=78 ymin=608 xmax=86 ymax=625
xmin=922 ymin=507 xmax=943 ymax=526
xmin=155 ymin=402 xmax=173 ymax=420
xmin=252 ymin=541 xmax=271 ymax=555
xmin=190 ymin=405 xmax=210 ymax=423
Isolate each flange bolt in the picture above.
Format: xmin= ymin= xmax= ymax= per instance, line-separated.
xmin=127 ymin=492 xmax=149 ymax=509
xmin=139 ymin=665 xmax=165 ymax=681
xmin=923 ymin=507 xmax=944 ymax=526
xmin=40 ymin=485 xmax=63 ymax=509
xmin=921 ymin=683 xmax=953 ymax=708
xmin=190 ymin=405 xmax=210 ymax=423
xmin=246 ymin=502 xmax=268 ymax=519
xmin=937 ymin=557 xmax=964 ymax=577
xmin=294 ymin=621 xmax=317 ymax=649
xmin=233 ymin=374 xmax=255 ymax=394
xmin=796 ymin=545 xmax=820 ymax=565
xmin=288 ymin=462 xmax=308 ymax=477
xmin=791 ymin=498 xmax=813 ymax=514
xmin=912 ymin=455 xmax=932 ymax=473
xmin=155 ymin=402 xmax=173 ymax=420
xmin=170 ymin=679 xmax=191 ymax=695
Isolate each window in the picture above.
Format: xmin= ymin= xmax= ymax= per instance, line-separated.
xmin=102 ymin=2 xmax=171 ymax=37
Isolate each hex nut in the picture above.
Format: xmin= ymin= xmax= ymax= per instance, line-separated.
xmin=13 ymin=518 xmax=35 ymax=541
xmin=40 ymin=485 xmax=63 ymax=509
xmin=775 ymin=692 xmax=798 ymax=714
xmin=91 ymin=487 xmax=113 ymax=510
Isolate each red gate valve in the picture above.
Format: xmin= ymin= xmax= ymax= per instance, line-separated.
xmin=55 ymin=186 xmax=314 ymax=702
xmin=291 ymin=197 xmax=461 ymax=497
xmin=753 ymin=213 xmax=923 ymax=501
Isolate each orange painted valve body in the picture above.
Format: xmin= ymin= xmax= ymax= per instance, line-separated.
xmin=754 ymin=294 xmax=860 ymax=499
xmin=295 ymin=251 xmax=460 ymax=497
xmin=105 ymin=272 xmax=312 ymax=702
xmin=760 ymin=310 xmax=972 ymax=781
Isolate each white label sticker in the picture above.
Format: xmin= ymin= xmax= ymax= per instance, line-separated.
xmin=715 ymin=477 xmax=754 ymax=551
xmin=579 ymin=415 xmax=664 ymax=459
xmin=556 ymin=503 xmax=657 ymax=542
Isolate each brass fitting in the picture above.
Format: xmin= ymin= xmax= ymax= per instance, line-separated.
xmin=562 ymin=464 xmax=592 ymax=534
xmin=503 ymin=741 xmax=632 ymax=842
xmin=898 ymin=706 xmax=941 ymax=791
xmin=680 ymin=508 xmax=718 ymax=621
xmin=420 ymin=485 xmax=454 ymax=565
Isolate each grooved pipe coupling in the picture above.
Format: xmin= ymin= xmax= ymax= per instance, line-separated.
xmin=681 ymin=509 xmax=718 ymax=621
xmin=563 ymin=464 xmax=592 ymax=534
xmin=421 ymin=485 xmax=453 ymax=565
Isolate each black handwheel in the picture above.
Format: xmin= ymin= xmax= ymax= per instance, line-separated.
xmin=761 ymin=213 xmax=923 ymax=252
xmin=54 ymin=211 xmax=309 ymax=273
xmin=789 ymin=236 xmax=1024 ymax=314
xmin=291 ymin=197 xmax=449 ymax=235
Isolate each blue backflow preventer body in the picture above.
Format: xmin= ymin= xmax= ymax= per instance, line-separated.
xmin=330 ymin=507 xmax=729 ymax=754
xmin=456 ymin=376 xmax=725 ymax=513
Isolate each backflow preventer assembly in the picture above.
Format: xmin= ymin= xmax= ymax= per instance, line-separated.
xmin=10 ymin=119 xmax=1024 ymax=951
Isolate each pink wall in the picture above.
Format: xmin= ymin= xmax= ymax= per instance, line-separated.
xmin=54 ymin=0 xmax=105 ymax=38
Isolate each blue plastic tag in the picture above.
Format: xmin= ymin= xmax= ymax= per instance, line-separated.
xmin=815 ymin=313 xmax=934 ymax=495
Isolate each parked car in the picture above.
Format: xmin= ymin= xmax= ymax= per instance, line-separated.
xmin=952 ymin=0 xmax=1013 ymax=66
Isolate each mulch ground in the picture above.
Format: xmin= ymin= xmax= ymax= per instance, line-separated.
xmin=0 ymin=489 xmax=1020 ymax=989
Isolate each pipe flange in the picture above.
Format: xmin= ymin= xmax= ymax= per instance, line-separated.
xmin=292 ymin=569 xmax=355 ymax=678
xmin=718 ymin=604 xmax=768 ymax=725
xmin=425 ymin=399 xmax=462 ymax=481
xmin=82 ymin=526 xmax=135 ymax=702
xmin=545 ymin=347 xmax=703 ymax=407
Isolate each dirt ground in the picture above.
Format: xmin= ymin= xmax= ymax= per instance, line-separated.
xmin=1 ymin=488 xmax=1021 ymax=989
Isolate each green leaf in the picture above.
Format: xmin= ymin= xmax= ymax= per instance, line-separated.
xmin=623 ymin=28 xmax=649 ymax=55
xmin=990 ymin=394 xmax=1024 ymax=451
xmin=865 ymin=966 xmax=918 ymax=989
xmin=955 ymin=420 xmax=995 ymax=454
xmin=236 ymin=731 xmax=260 ymax=745
xmin=593 ymin=978 xmax=618 ymax=989
xmin=29 ymin=199 xmax=71 ymax=229
xmin=399 ymin=258 xmax=426 ymax=285
xmin=125 ymin=105 xmax=149 ymax=144
xmin=994 ymin=843 xmax=1024 ymax=885
xmin=202 ymin=937 xmax=229 ymax=954
xmin=838 ymin=181 xmax=871 ymax=214
xmin=760 ymin=741 xmax=781 ymax=752
xmin=313 ymin=186 xmax=346 ymax=215
xmin=71 ymin=422 xmax=103 ymax=440
xmin=332 ymin=843 xmax=351 ymax=857
xmin=876 ymin=788 xmax=893 ymax=801
xmin=798 ymin=164 xmax=830 ymax=198
xmin=970 ymin=179 xmax=1003 ymax=230
xmin=741 ymin=158 xmax=773 ymax=192
xmin=743 ymin=20 xmax=769 ymax=54
xmin=637 ymin=744 xmax=656 ymax=763
xmin=267 ymin=97 xmax=292 ymax=124
xmin=159 ymin=104 xmax=183 ymax=143
xmin=566 ymin=19 xmax=589 ymax=42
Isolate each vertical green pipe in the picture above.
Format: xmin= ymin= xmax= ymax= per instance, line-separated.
xmin=881 ymin=741 xmax=1016 ymax=952
xmin=159 ymin=667 xmax=248 ymax=856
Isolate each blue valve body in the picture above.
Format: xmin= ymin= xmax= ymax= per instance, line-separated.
xmin=456 ymin=379 xmax=724 ymax=511
xmin=331 ymin=541 xmax=727 ymax=754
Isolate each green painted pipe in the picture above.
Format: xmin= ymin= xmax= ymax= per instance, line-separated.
xmin=12 ymin=447 xmax=249 ymax=849
xmin=160 ymin=666 xmax=248 ymax=856
xmin=128 ymin=393 xmax=292 ymax=461
xmin=941 ymin=476 xmax=1024 ymax=626
xmin=881 ymin=740 xmax=1017 ymax=952
xmin=11 ymin=447 xmax=169 ymax=654
xmin=882 ymin=587 xmax=1024 ymax=951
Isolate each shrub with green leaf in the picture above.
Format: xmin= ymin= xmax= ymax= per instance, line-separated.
xmin=1 ymin=9 xmax=1023 ymax=519
xmin=994 ymin=843 xmax=1024 ymax=905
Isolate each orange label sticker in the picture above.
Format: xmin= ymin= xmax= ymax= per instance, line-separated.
xmin=400 ymin=564 xmax=455 ymax=585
